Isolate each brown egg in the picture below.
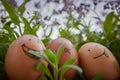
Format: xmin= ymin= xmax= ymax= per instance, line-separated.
xmin=78 ymin=42 xmax=120 ymax=80
xmin=46 ymin=38 xmax=79 ymax=80
xmin=5 ymin=34 xmax=48 ymax=80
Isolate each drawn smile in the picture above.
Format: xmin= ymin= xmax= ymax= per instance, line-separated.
xmin=21 ymin=43 xmax=39 ymax=59
xmin=93 ymin=48 xmax=109 ymax=59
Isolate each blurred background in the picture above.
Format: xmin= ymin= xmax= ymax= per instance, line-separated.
xmin=0 ymin=0 xmax=120 ymax=80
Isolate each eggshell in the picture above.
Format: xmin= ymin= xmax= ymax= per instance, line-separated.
xmin=78 ymin=42 xmax=120 ymax=80
xmin=5 ymin=34 xmax=48 ymax=80
xmin=46 ymin=38 xmax=79 ymax=80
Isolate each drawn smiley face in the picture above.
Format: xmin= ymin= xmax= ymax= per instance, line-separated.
xmin=5 ymin=35 xmax=48 ymax=80
xmin=87 ymin=44 xmax=109 ymax=59
xmin=78 ymin=42 xmax=120 ymax=80
xmin=21 ymin=37 xmax=44 ymax=59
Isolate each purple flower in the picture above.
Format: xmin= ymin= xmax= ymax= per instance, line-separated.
xmin=64 ymin=0 xmax=73 ymax=5
xmin=7 ymin=0 xmax=17 ymax=8
xmin=54 ymin=0 xmax=60 ymax=3
xmin=34 ymin=1 xmax=41 ymax=8
xmin=104 ymin=3 xmax=109 ymax=10
xmin=117 ymin=8 xmax=120 ymax=16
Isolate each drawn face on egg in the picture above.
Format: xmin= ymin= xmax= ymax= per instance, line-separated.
xmin=49 ymin=43 xmax=72 ymax=55
xmin=64 ymin=47 xmax=71 ymax=54
xmin=87 ymin=44 xmax=109 ymax=59
xmin=21 ymin=37 xmax=41 ymax=59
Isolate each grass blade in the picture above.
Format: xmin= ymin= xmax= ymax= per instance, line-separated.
xmin=56 ymin=43 xmax=66 ymax=65
xmin=36 ymin=62 xmax=53 ymax=80
xmin=1 ymin=0 xmax=20 ymax=25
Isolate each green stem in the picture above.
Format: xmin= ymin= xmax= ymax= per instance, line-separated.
xmin=54 ymin=65 xmax=58 ymax=80
xmin=18 ymin=24 xmax=22 ymax=36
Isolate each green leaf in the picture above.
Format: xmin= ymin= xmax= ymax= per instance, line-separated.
xmin=0 ymin=43 xmax=8 ymax=62
xmin=0 ymin=60 xmax=5 ymax=72
xmin=60 ymin=64 xmax=83 ymax=80
xmin=29 ymin=16 xmax=41 ymax=35
xmin=103 ymin=12 xmax=119 ymax=42
xmin=59 ymin=59 xmax=76 ymax=70
xmin=1 ymin=0 xmax=20 ymax=25
xmin=73 ymin=19 xmax=80 ymax=30
xmin=0 ymin=71 xmax=6 ymax=80
xmin=56 ymin=43 xmax=66 ymax=65
xmin=14 ymin=31 xmax=20 ymax=38
xmin=21 ymin=17 xmax=31 ymax=34
xmin=103 ymin=12 xmax=118 ymax=35
xmin=39 ymin=75 xmax=48 ymax=80
xmin=109 ymin=39 xmax=120 ymax=65
xmin=18 ymin=0 xmax=29 ymax=16
xmin=31 ymin=23 xmax=41 ymax=36
xmin=29 ymin=16 xmax=36 ymax=23
xmin=36 ymin=62 xmax=53 ymax=80
xmin=28 ymin=50 xmax=55 ymax=68
xmin=93 ymin=73 xmax=103 ymax=80
xmin=0 ymin=43 xmax=7 ymax=80
xmin=22 ymin=16 xmax=40 ymax=35
xmin=65 ymin=65 xmax=83 ymax=75
xmin=47 ymin=27 xmax=53 ymax=37
xmin=28 ymin=50 xmax=44 ymax=58
xmin=59 ymin=59 xmax=76 ymax=80
xmin=0 ymin=31 xmax=10 ymax=44
xmin=3 ymin=21 xmax=16 ymax=41
xmin=0 ymin=61 xmax=4 ymax=64
xmin=59 ymin=29 xmax=69 ymax=38
xmin=42 ymin=37 xmax=51 ymax=45
xmin=66 ymin=12 xmax=73 ymax=27
xmin=43 ymin=50 xmax=56 ymax=64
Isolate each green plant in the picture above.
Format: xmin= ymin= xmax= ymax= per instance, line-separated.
xmin=0 ymin=0 xmax=42 ymax=79
xmin=28 ymin=43 xmax=83 ymax=80
xmin=109 ymin=39 xmax=120 ymax=65
xmin=0 ymin=0 xmax=120 ymax=80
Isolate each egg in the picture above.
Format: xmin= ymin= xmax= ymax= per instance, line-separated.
xmin=5 ymin=34 xmax=48 ymax=80
xmin=78 ymin=42 xmax=120 ymax=80
xmin=46 ymin=38 xmax=79 ymax=80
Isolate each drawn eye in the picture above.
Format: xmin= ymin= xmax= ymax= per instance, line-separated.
xmin=64 ymin=48 xmax=71 ymax=54
xmin=28 ymin=38 xmax=32 ymax=41
xmin=88 ymin=49 xmax=91 ymax=52
xmin=96 ymin=45 xmax=98 ymax=47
